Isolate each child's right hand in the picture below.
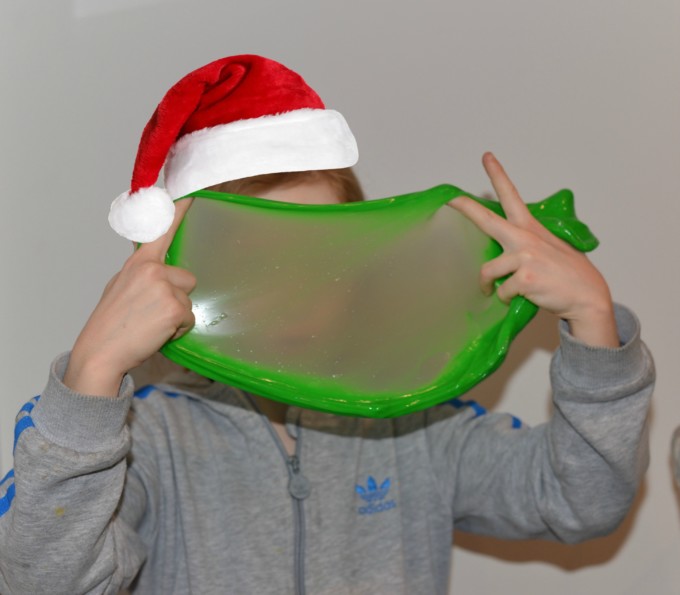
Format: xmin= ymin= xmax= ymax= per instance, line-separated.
xmin=63 ymin=199 xmax=196 ymax=397
xmin=449 ymin=153 xmax=619 ymax=348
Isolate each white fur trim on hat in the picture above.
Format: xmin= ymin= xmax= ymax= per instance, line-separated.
xmin=163 ymin=108 xmax=358 ymax=199
xmin=109 ymin=186 xmax=175 ymax=243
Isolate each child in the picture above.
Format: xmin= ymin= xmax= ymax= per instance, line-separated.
xmin=0 ymin=56 xmax=654 ymax=594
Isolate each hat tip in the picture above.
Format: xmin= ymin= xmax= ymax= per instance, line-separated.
xmin=109 ymin=187 xmax=175 ymax=243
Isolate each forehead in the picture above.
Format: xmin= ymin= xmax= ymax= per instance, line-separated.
xmin=255 ymin=177 xmax=341 ymax=205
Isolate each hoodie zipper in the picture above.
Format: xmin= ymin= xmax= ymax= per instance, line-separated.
xmin=246 ymin=395 xmax=310 ymax=595
xmin=287 ymin=451 xmax=310 ymax=595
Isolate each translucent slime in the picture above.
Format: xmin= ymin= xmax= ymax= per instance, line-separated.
xmin=161 ymin=185 xmax=597 ymax=417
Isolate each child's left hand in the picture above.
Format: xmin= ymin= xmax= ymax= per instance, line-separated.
xmin=449 ymin=152 xmax=619 ymax=348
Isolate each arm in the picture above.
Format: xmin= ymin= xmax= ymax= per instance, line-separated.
xmin=430 ymin=304 xmax=653 ymax=542
xmin=64 ymin=198 xmax=195 ymax=397
xmin=0 ymin=358 xmax=148 ymax=594
xmin=430 ymin=154 xmax=654 ymax=540
xmin=0 ymin=199 xmax=195 ymax=593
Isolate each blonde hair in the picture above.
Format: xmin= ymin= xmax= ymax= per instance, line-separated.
xmin=210 ymin=168 xmax=365 ymax=203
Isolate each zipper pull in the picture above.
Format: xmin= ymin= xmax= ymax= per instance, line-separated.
xmin=287 ymin=455 xmax=311 ymax=500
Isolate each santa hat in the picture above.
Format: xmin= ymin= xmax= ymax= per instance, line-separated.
xmin=109 ymin=55 xmax=358 ymax=242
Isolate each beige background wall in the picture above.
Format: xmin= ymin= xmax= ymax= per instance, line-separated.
xmin=1 ymin=0 xmax=678 ymax=592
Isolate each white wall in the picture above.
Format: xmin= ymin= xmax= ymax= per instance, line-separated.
xmin=1 ymin=0 xmax=678 ymax=593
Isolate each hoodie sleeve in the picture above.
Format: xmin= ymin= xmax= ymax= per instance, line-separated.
xmin=0 ymin=353 xmax=148 ymax=594
xmin=429 ymin=303 xmax=654 ymax=543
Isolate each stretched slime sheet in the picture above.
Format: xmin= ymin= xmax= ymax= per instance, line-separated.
xmin=162 ymin=185 xmax=597 ymax=417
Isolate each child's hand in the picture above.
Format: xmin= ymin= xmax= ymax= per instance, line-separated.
xmin=449 ymin=153 xmax=619 ymax=348
xmin=63 ymin=199 xmax=196 ymax=397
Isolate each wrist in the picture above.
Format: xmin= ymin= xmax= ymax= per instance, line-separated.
xmin=63 ymin=349 xmax=126 ymax=397
xmin=565 ymin=299 xmax=619 ymax=348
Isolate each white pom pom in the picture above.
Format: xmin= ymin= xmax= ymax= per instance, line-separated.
xmin=108 ymin=187 xmax=175 ymax=243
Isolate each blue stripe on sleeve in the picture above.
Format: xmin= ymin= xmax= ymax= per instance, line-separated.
xmin=13 ymin=416 xmax=35 ymax=452
xmin=0 ymin=469 xmax=16 ymax=518
xmin=448 ymin=399 xmax=522 ymax=429
xmin=19 ymin=401 xmax=35 ymax=415
xmin=18 ymin=395 xmax=40 ymax=413
xmin=13 ymin=396 xmax=41 ymax=450
xmin=134 ymin=385 xmax=156 ymax=399
xmin=0 ymin=469 xmax=14 ymax=488
xmin=134 ymin=385 xmax=182 ymax=400
xmin=0 ymin=483 xmax=15 ymax=517
xmin=447 ymin=398 xmax=487 ymax=418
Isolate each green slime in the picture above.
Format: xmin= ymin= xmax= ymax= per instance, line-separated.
xmin=161 ymin=184 xmax=597 ymax=417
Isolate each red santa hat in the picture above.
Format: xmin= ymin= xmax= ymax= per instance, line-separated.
xmin=109 ymin=55 xmax=358 ymax=242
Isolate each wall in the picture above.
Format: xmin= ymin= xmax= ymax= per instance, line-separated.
xmin=1 ymin=1 xmax=678 ymax=592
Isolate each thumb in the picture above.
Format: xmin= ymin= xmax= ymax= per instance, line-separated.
xmin=135 ymin=197 xmax=193 ymax=262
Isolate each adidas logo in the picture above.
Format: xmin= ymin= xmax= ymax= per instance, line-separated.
xmin=355 ymin=476 xmax=397 ymax=515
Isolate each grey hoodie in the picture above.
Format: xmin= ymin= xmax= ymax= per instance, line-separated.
xmin=0 ymin=305 xmax=654 ymax=594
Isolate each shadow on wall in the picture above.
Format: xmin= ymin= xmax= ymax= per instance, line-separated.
xmin=671 ymin=429 xmax=680 ymax=526
xmin=464 ymin=307 xmax=558 ymax=414
xmin=454 ymin=483 xmax=647 ymax=570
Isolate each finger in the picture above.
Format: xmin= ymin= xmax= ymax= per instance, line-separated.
xmin=165 ymin=265 xmax=197 ymax=294
xmin=448 ymin=196 xmax=517 ymax=247
xmin=102 ymin=271 xmax=121 ymax=296
xmin=169 ymin=290 xmax=196 ymax=341
xmin=136 ymin=197 xmax=194 ymax=262
xmin=479 ymin=253 xmax=519 ymax=296
xmin=482 ymin=153 xmax=532 ymax=225
xmin=494 ymin=265 xmax=542 ymax=305
xmin=494 ymin=274 xmax=523 ymax=305
xmin=171 ymin=286 xmax=193 ymax=314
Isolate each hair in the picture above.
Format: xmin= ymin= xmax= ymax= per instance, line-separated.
xmin=209 ymin=168 xmax=365 ymax=203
